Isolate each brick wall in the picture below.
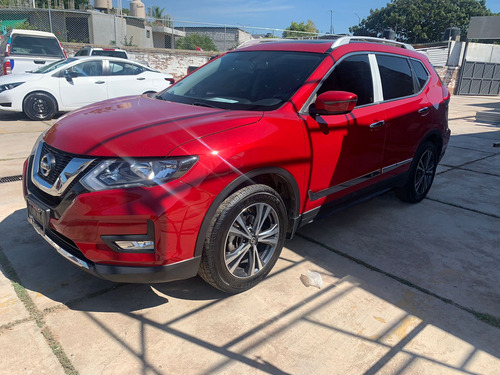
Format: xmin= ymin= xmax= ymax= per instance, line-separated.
xmin=62 ymin=43 xmax=217 ymax=80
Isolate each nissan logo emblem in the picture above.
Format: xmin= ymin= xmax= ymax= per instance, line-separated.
xmin=40 ymin=153 xmax=56 ymax=177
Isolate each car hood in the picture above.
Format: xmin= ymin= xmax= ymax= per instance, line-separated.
xmin=0 ymin=72 xmax=44 ymax=84
xmin=44 ymin=96 xmax=264 ymax=157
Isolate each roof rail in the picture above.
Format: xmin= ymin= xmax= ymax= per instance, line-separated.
xmin=331 ymin=36 xmax=415 ymax=51
xmin=236 ymin=38 xmax=294 ymax=49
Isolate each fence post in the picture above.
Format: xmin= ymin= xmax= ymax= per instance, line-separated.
xmin=171 ymin=17 xmax=175 ymax=49
xmin=224 ymin=25 xmax=227 ymax=51
xmin=48 ymin=4 xmax=53 ymax=33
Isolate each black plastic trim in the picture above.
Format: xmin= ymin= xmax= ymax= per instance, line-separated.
xmin=101 ymin=220 xmax=156 ymax=253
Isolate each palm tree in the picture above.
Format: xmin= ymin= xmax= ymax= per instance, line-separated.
xmin=151 ymin=6 xmax=165 ymax=20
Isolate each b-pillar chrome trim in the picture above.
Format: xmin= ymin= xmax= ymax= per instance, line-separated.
xmin=308 ymin=158 xmax=413 ymax=201
xmin=31 ymin=142 xmax=95 ymax=197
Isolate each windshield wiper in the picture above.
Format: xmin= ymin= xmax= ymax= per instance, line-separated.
xmin=192 ymin=101 xmax=221 ymax=109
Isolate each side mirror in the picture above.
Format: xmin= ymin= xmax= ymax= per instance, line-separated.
xmin=64 ymin=69 xmax=77 ymax=81
xmin=312 ymin=91 xmax=358 ymax=116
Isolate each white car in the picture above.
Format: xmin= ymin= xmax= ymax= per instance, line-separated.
xmin=0 ymin=56 xmax=175 ymax=120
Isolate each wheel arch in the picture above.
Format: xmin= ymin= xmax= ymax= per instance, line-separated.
xmin=193 ymin=167 xmax=301 ymax=258
xmin=22 ymin=90 xmax=59 ymax=113
xmin=421 ymin=129 xmax=443 ymax=156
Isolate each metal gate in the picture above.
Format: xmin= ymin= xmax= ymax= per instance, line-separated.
xmin=458 ymin=61 xmax=500 ymax=95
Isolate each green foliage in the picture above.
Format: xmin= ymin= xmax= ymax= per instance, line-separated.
xmin=176 ymin=33 xmax=218 ymax=51
xmin=35 ymin=0 xmax=89 ymax=8
xmin=282 ymin=20 xmax=319 ymax=38
xmin=8 ymin=21 xmax=37 ymax=31
xmin=349 ymin=0 xmax=495 ymax=43
xmin=151 ymin=6 xmax=165 ymax=19
xmin=123 ymin=35 xmax=135 ymax=47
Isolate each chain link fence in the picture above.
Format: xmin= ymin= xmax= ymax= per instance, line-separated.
xmin=0 ymin=5 xmax=327 ymax=52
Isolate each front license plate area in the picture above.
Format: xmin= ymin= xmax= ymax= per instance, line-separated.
xmin=27 ymin=196 xmax=50 ymax=235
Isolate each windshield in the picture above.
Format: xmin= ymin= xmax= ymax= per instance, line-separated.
xmin=32 ymin=58 xmax=76 ymax=73
xmin=158 ymin=51 xmax=325 ymax=111
xmin=11 ymin=35 xmax=65 ymax=58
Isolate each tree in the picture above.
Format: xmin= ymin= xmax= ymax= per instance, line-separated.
xmin=176 ymin=33 xmax=218 ymax=52
xmin=35 ymin=0 xmax=89 ymax=8
xmin=151 ymin=6 xmax=165 ymax=19
xmin=282 ymin=20 xmax=319 ymax=38
xmin=349 ymin=0 xmax=495 ymax=43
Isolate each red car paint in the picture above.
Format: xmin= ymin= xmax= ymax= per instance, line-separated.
xmin=23 ymin=38 xmax=450 ymax=288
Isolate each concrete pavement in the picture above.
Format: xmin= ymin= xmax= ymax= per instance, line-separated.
xmin=0 ymin=96 xmax=499 ymax=374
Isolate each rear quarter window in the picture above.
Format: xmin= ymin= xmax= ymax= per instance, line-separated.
xmin=10 ymin=35 xmax=64 ymax=58
xmin=410 ymin=59 xmax=430 ymax=90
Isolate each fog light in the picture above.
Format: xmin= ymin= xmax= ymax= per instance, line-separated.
xmin=114 ymin=240 xmax=154 ymax=251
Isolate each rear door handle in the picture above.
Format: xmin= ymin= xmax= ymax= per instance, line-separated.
xmin=95 ymin=81 xmax=105 ymax=84
xmin=418 ymin=107 xmax=429 ymax=115
xmin=34 ymin=60 xmax=46 ymax=64
xmin=369 ymin=120 xmax=385 ymax=129
xmin=137 ymin=77 xmax=145 ymax=80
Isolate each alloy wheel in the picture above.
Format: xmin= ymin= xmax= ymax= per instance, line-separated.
xmin=224 ymin=202 xmax=280 ymax=279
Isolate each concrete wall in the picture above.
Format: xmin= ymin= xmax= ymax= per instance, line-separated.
xmin=90 ymin=12 xmax=126 ymax=46
xmin=63 ymin=43 xmax=215 ymax=80
xmin=466 ymin=43 xmax=500 ymax=63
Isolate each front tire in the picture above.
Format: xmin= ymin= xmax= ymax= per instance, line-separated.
xmin=396 ymin=141 xmax=438 ymax=203
xmin=23 ymin=92 xmax=57 ymax=121
xmin=199 ymin=185 xmax=287 ymax=293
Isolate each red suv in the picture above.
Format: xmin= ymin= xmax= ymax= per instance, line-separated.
xmin=23 ymin=37 xmax=450 ymax=293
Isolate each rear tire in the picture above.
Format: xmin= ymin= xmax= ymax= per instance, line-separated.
xmin=23 ymin=92 xmax=57 ymax=121
xmin=396 ymin=141 xmax=438 ymax=203
xmin=199 ymin=184 xmax=287 ymax=293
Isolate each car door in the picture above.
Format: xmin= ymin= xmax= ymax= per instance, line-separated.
xmin=59 ymin=60 xmax=107 ymax=109
xmin=302 ymin=53 xmax=387 ymax=211
xmin=105 ymin=60 xmax=149 ymax=99
xmin=374 ymin=54 xmax=432 ymax=177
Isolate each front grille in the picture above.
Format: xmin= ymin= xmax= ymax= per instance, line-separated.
xmin=39 ymin=142 xmax=73 ymax=184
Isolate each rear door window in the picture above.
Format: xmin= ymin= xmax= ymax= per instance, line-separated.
xmin=10 ymin=35 xmax=64 ymax=58
xmin=109 ymin=61 xmax=143 ymax=75
xmin=376 ymin=55 xmax=415 ymax=100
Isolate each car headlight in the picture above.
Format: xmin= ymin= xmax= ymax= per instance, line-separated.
xmin=81 ymin=156 xmax=198 ymax=191
xmin=0 ymin=82 xmax=23 ymax=92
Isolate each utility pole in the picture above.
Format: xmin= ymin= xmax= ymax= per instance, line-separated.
xmin=330 ymin=10 xmax=334 ymax=34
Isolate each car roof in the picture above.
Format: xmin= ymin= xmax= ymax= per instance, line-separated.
xmin=71 ymin=56 xmax=129 ymax=61
xmin=79 ymin=47 xmax=127 ymax=52
xmin=9 ymin=29 xmax=59 ymax=38
xmin=237 ymin=36 xmax=415 ymax=54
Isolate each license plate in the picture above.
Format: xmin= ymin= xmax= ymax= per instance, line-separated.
xmin=27 ymin=196 xmax=50 ymax=235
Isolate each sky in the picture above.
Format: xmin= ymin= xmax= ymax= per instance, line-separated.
xmin=117 ymin=0 xmax=500 ymax=35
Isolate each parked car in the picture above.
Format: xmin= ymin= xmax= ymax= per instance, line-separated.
xmin=0 ymin=56 xmax=174 ymax=120
xmin=74 ymin=46 xmax=128 ymax=59
xmin=0 ymin=29 xmax=66 ymax=75
xmin=23 ymin=37 xmax=450 ymax=293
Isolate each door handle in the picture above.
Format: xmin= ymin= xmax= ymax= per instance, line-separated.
xmin=136 ymin=77 xmax=146 ymax=80
xmin=418 ymin=107 xmax=429 ymax=115
xmin=34 ymin=60 xmax=46 ymax=64
xmin=369 ymin=120 xmax=385 ymax=129
xmin=94 ymin=81 xmax=105 ymax=84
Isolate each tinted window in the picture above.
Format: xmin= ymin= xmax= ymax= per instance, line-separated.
xmin=10 ymin=35 xmax=64 ymax=58
xmin=318 ymin=54 xmax=373 ymax=106
xmin=377 ymin=55 xmax=414 ymax=100
xmin=410 ymin=59 xmax=429 ymax=90
xmin=109 ymin=61 xmax=143 ymax=75
xmin=92 ymin=50 xmax=128 ymax=59
xmin=69 ymin=61 xmax=103 ymax=77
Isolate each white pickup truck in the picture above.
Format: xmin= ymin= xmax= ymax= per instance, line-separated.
xmin=0 ymin=29 xmax=66 ymax=75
